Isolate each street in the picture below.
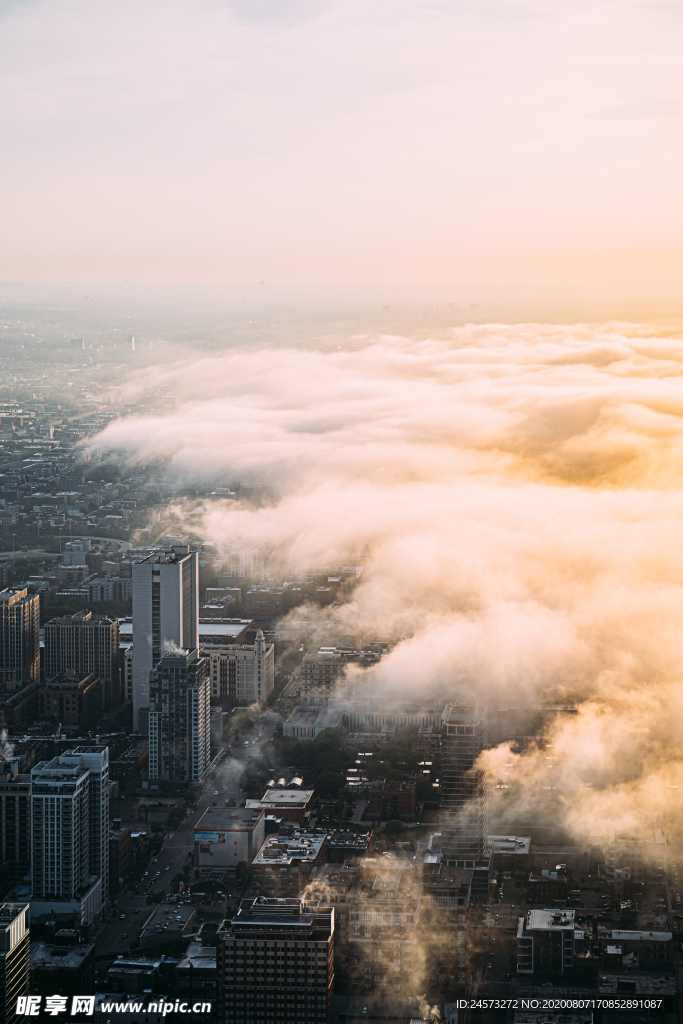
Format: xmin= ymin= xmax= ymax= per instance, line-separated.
xmin=96 ymin=711 xmax=278 ymax=957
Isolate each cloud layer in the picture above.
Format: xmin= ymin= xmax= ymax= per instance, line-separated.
xmin=94 ymin=320 xmax=683 ymax=838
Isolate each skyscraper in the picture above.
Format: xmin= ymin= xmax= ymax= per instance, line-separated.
xmin=148 ymin=649 xmax=210 ymax=782
xmin=0 ymin=902 xmax=30 ymax=1024
xmin=31 ymin=746 xmax=109 ymax=921
xmin=441 ymin=702 xmax=488 ymax=867
xmin=0 ymin=589 xmax=40 ymax=689
xmin=217 ymin=897 xmax=334 ymax=1024
xmin=132 ymin=547 xmax=198 ymax=732
xmin=0 ymin=761 xmax=31 ymax=895
xmin=44 ymin=610 xmax=121 ymax=707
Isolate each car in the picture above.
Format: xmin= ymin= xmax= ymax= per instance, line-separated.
xmin=214 ymin=791 xmax=218 ymax=796
xmin=143 ymin=871 xmax=148 ymax=877
xmin=134 ymin=909 xmax=140 ymax=914
xmin=165 ymin=865 xmax=170 ymax=871
xmin=152 ymin=859 xmax=158 ymax=864
xmin=487 ymin=963 xmax=492 ymax=969
xmin=156 ymin=871 xmax=161 ymax=876
xmin=120 ymin=914 xmax=125 ymax=920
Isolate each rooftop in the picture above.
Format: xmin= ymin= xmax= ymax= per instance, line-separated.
xmin=119 ymin=620 xmax=253 ymax=642
xmin=525 ymin=909 xmax=575 ymax=931
xmin=253 ymin=830 xmax=327 ymax=866
xmin=487 ymin=835 xmax=531 ymax=855
xmin=30 ymin=942 xmax=94 ymax=969
xmin=136 ymin=548 xmax=192 ymax=564
xmin=176 ymin=939 xmax=216 ymax=972
xmin=258 ymin=789 xmax=314 ymax=806
xmin=194 ymin=807 xmax=264 ymax=832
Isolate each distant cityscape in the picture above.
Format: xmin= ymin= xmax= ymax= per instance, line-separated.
xmin=0 ymin=308 xmax=679 ymax=1023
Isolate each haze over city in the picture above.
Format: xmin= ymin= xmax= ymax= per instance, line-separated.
xmin=2 ymin=1 xmax=683 ymax=1022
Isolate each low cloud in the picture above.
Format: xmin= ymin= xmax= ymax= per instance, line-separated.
xmin=92 ymin=320 xmax=683 ymax=841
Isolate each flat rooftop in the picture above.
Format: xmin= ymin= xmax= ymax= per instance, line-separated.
xmin=119 ymin=620 xmax=253 ymax=641
xmin=259 ymin=789 xmax=314 ymax=805
xmin=194 ymin=807 xmax=263 ymax=832
xmin=176 ymin=940 xmax=216 ymax=972
xmin=525 ymin=909 xmax=575 ymax=931
xmin=487 ymin=835 xmax=531 ymax=855
xmin=30 ymin=942 xmax=94 ymax=968
xmin=253 ymin=830 xmax=327 ymax=866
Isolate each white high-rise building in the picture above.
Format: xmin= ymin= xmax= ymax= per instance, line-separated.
xmin=132 ymin=547 xmax=198 ymax=732
xmin=31 ymin=746 xmax=109 ymax=919
xmin=224 ymin=546 xmax=263 ymax=580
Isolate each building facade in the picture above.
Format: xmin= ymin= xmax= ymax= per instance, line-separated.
xmin=38 ymin=671 xmax=102 ymax=730
xmin=44 ymin=610 xmax=121 ymax=708
xmin=0 ymin=589 xmax=40 ymax=689
xmin=132 ymin=547 xmax=198 ymax=732
xmin=305 ymin=857 xmax=420 ymax=1001
xmin=201 ymin=631 xmax=274 ymax=704
xmin=123 ymin=646 xmax=133 ymax=705
xmin=516 ymin=908 xmax=576 ymax=976
xmin=217 ymin=897 xmax=334 ymax=1024
xmin=251 ymin=830 xmax=328 ymax=898
xmin=148 ymin=650 xmax=210 ymax=782
xmin=109 ymin=823 xmax=133 ymax=894
xmin=366 ymin=780 xmax=416 ymax=823
xmin=194 ymin=807 xmax=265 ymax=871
xmin=244 ymin=587 xmax=286 ymax=627
xmin=0 ymin=762 xmax=30 ymax=895
xmin=441 ymin=702 xmax=488 ymax=867
xmin=0 ymin=903 xmax=30 ymax=1024
xmin=30 ymin=747 xmax=109 ymax=918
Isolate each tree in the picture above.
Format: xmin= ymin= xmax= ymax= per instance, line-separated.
xmin=382 ymin=819 xmax=405 ymax=841
xmin=315 ymin=772 xmax=343 ymax=799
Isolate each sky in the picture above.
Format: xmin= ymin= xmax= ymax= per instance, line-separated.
xmin=2 ymin=0 xmax=683 ymax=290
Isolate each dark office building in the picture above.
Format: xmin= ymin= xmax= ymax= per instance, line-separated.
xmin=217 ymin=897 xmax=334 ymax=1024
xmin=441 ymin=702 xmax=488 ymax=867
xmin=0 ymin=762 xmax=30 ymax=896
xmin=0 ymin=903 xmax=30 ymax=1024
xmin=29 ymin=941 xmax=95 ymax=998
xmin=0 ymin=589 xmax=40 ymax=688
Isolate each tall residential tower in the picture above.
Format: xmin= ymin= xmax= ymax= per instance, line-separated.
xmin=0 ymin=589 xmax=40 ymax=689
xmin=132 ymin=547 xmax=198 ymax=732
xmin=441 ymin=702 xmax=488 ymax=867
xmin=31 ymin=746 xmax=109 ymax=922
xmin=148 ymin=649 xmax=210 ymax=782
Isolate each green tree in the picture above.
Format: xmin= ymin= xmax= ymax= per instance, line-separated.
xmin=382 ymin=819 xmax=405 ymax=841
xmin=316 ymin=772 xmax=344 ymax=799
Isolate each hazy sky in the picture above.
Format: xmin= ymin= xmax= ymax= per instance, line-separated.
xmin=3 ymin=0 xmax=683 ymax=285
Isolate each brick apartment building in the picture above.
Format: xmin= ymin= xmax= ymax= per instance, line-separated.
xmin=366 ymin=780 xmax=417 ymax=822
xmin=38 ymin=670 xmax=102 ymax=729
xmin=251 ymin=829 xmax=328 ymax=897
